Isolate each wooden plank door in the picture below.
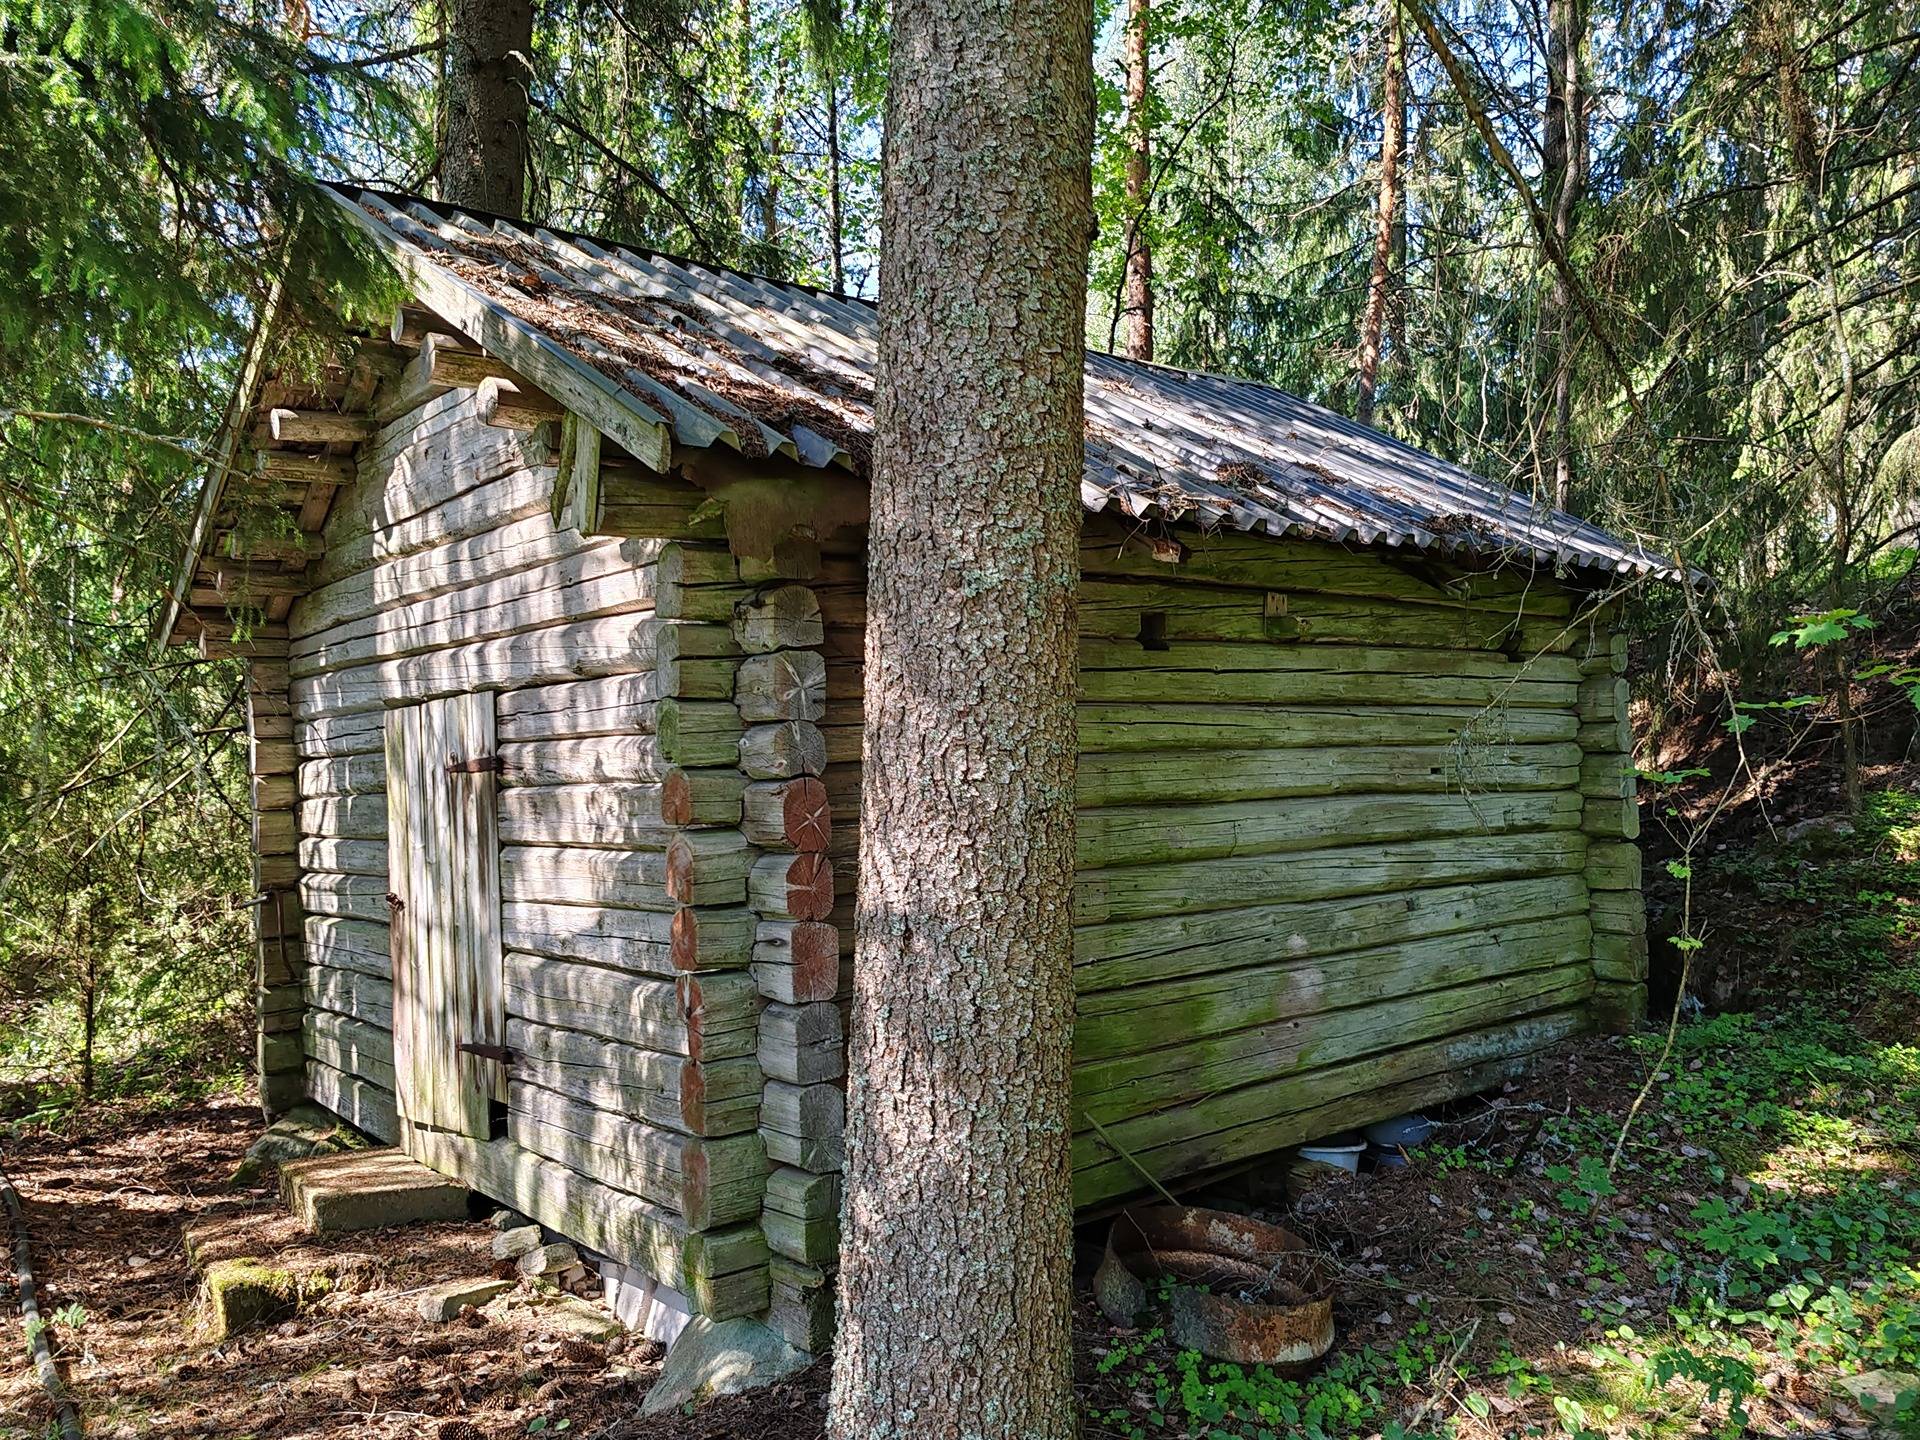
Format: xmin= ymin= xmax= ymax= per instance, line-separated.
xmin=384 ymin=693 xmax=505 ymax=1137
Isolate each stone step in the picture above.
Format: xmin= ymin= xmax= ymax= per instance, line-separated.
xmin=280 ymin=1148 xmax=470 ymax=1233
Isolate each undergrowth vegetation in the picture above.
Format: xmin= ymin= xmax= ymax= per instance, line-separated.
xmin=1083 ymin=787 xmax=1920 ymax=1440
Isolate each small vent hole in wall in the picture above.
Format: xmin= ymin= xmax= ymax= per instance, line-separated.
xmin=1139 ymin=611 xmax=1170 ymax=651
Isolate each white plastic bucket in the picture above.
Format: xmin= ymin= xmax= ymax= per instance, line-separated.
xmin=1296 ymin=1133 xmax=1366 ymax=1172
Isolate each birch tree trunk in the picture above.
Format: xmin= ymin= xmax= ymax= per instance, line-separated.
xmin=1355 ymin=1 xmax=1405 ymax=426
xmin=441 ymin=0 xmax=534 ymax=216
xmin=1123 ymin=0 xmax=1155 ymax=361
xmin=828 ymin=0 xmax=1092 ymax=1433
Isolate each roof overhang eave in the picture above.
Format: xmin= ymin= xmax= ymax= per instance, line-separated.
xmin=155 ymin=273 xmax=289 ymax=654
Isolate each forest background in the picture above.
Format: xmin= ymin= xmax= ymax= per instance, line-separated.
xmin=0 ymin=0 xmax=1915 ymax=1110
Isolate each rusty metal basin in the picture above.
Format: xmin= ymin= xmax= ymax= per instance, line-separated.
xmin=1094 ymin=1206 xmax=1336 ymax=1371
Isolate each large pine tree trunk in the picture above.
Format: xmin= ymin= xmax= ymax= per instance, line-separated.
xmin=828 ymin=0 xmax=1092 ymax=1434
xmin=1355 ymin=1 xmax=1405 ymax=426
xmin=1123 ymin=0 xmax=1154 ymax=361
xmin=441 ymin=0 xmax=534 ymax=216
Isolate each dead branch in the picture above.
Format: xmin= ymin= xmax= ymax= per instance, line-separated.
xmin=1 ymin=1167 xmax=84 ymax=1440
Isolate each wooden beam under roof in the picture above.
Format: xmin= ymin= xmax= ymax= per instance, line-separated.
xmin=479 ymin=375 xmax=563 ymax=430
xmin=391 ymin=303 xmax=475 ymax=349
xmin=256 ymin=452 xmax=354 ymax=484
xmin=268 ymin=408 xmax=375 ymax=445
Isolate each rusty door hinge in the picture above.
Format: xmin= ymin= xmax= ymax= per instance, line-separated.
xmin=446 ymin=754 xmax=504 ymax=774
xmin=457 ymin=1041 xmax=514 ymax=1065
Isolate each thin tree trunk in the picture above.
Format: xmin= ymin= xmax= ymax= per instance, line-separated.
xmin=80 ymin=942 xmax=97 ymax=1101
xmin=733 ymin=0 xmax=754 ymax=233
xmin=764 ymin=65 xmax=785 ymax=247
xmin=1389 ymin=40 xmax=1413 ymax=422
xmin=1356 ymin=0 xmax=1405 ymax=426
xmin=1768 ymin=1 xmax=1862 ymax=810
xmin=441 ymin=0 xmax=534 ymax=216
xmin=1122 ymin=0 xmax=1154 ymax=361
xmin=828 ymin=0 xmax=1091 ymax=1432
xmin=826 ymin=73 xmax=845 ymax=291
xmin=1540 ymin=0 xmax=1585 ymax=508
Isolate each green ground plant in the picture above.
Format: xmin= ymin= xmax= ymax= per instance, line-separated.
xmin=1085 ymin=785 xmax=1920 ymax=1439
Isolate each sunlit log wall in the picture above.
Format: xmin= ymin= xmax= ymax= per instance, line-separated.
xmin=286 ymin=388 xmax=773 ymax=1320
xmin=729 ymin=568 xmax=842 ymax=1354
xmin=818 ymin=515 xmax=1643 ymax=1212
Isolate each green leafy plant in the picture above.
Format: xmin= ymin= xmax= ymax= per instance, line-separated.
xmin=1769 ymin=609 xmax=1877 ymax=649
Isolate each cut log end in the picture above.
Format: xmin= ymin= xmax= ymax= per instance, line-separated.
xmin=744 ymin=777 xmax=832 ymax=851
xmin=776 ymin=852 xmax=834 ymax=922
xmin=782 ymin=777 xmax=832 ymax=852
xmin=679 ymin=1058 xmax=708 ymax=1132
xmin=681 ymin=1145 xmax=712 ymax=1229
xmin=478 ymin=374 xmax=563 ymax=431
xmin=675 ymin=974 xmax=720 ymax=1058
xmin=665 ymin=836 xmax=696 ymax=903
xmin=670 ymin=905 xmax=751 ymax=972
xmin=735 ymin=650 xmax=828 ymax=723
xmin=661 ymin=770 xmax=692 ymax=827
xmin=753 ymin=920 xmax=840 ymax=1003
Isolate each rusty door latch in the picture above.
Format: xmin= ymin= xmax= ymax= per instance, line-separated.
xmin=445 ymin=754 xmax=504 ymax=775
xmin=457 ymin=1041 xmax=514 ymax=1065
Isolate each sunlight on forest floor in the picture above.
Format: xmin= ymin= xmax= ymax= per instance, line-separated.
xmin=1081 ymin=789 xmax=1920 ymax=1440
xmin=7 ymin=796 xmax=1920 ymax=1438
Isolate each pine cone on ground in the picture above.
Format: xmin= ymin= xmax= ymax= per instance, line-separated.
xmin=436 ymin=1422 xmax=485 ymax=1440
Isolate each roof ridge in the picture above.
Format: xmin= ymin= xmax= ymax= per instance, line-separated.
xmin=325 ymin=182 xmax=880 ymax=311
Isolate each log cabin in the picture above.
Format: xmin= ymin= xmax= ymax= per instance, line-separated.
xmin=161 ymin=185 xmax=1669 ymax=1354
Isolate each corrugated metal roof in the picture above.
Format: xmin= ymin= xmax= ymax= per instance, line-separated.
xmin=327 ymin=184 xmax=1677 ymax=580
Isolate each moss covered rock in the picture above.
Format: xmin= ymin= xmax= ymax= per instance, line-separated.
xmin=229 ymin=1104 xmax=360 ymax=1186
xmin=202 ymin=1259 xmax=306 ymax=1338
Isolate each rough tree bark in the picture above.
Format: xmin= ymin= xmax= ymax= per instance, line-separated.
xmin=827 ymin=0 xmax=1092 ymax=1434
xmin=441 ymin=0 xmax=534 ymax=216
xmin=1355 ymin=0 xmax=1405 ymax=426
xmin=1123 ymin=0 xmax=1154 ymax=361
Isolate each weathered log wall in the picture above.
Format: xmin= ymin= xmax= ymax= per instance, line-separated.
xmin=1575 ymin=617 xmax=1647 ymax=1028
xmin=818 ymin=517 xmax=1639 ymax=1212
xmin=281 ymin=384 xmax=1645 ymax=1337
xmin=246 ymin=659 xmax=305 ymax=1116
xmin=286 ymin=390 xmax=773 ymax=1318
xmin=726 ymin=566 xmax=842 ymax=1354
